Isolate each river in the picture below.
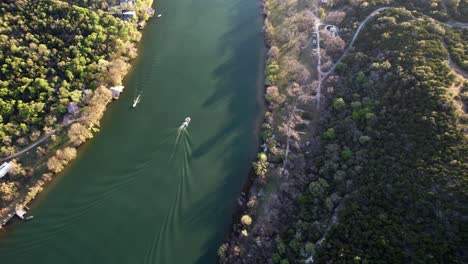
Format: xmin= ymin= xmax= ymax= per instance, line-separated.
xmin=0 ymin=0 xmax=263 ymax=262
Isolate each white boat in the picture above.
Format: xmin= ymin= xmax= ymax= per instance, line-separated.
xmin=181 ymin=117 xmax=191 ymax=128
xmin=157 ymin=14 xmax=162 ymax=18
xmin=132 ymin=94 xmax=141 ymax=108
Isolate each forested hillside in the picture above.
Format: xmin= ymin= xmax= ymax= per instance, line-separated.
xmin=274 ymin=8 xmax=467 ymax=264
xmin=445 ymin=28 xmax=468 ymax=71
xmin=0 ymin=0 xmax=140 ymax=156
xmin=220 ymin=1 xmax=467 ymax=263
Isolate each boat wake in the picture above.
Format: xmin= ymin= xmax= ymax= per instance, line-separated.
xmin=145 ymin=123 xmax=192 ymax=264
xmin=171 ymin=117 xmax=191 ymax=161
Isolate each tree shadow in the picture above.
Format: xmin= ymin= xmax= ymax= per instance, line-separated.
xmin=187 ymin=0 xmax=265 ymax=261
xmin=192 ymin=3 xmax=265 ymax=159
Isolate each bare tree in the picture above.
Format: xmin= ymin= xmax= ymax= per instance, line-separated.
xmin=268 ymin=46 xmax=280 ymax=60
xmin=295 ymin=10 xmax=315 ymax=33
xmin=266 ymin=86 xmax=286 ymax=106
xmin=108 ymin=58 xmax=130 ymax=86
xmin=68 ymin=123 xmax=90 ymax=147
xmin=320 ymin=29 xmax=345 ymax=60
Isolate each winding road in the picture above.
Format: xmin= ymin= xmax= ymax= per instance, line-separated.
xmin=0 ymin=130 xmax=56 ymax=163
xmin=318 ymin=7 xmax=468 ymax=82
xmin=319 ymin=7 xmax=390 ymax=79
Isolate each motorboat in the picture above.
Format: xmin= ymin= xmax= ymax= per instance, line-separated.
xmin=157 ymin=14 xmax=162 ymax=18
xmin=132 ymin=94 xmax=141 ymax=108
xmin=181 ymin=117 xmax=191 ymax=128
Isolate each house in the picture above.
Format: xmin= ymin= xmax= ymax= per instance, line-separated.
xmin=0 ymin=162 xmax=13 ymax=179
xmin=15 ymin=207 xmax=27 ymax=219
xmin=110 ymin=86 xmax=125 ymax=99
xmin=325 ymin=25 xmax=339 ymax=36
xmin=67 ymin=102 xmax=79 ymax=114
xmin=122 ymin=10 xmax=137 ymax=20
xmin=120 ymin=0 xmax=136 ymax=7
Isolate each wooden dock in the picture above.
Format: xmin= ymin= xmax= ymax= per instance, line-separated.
xmin=0 ymin=206 xmax=29 ymax=230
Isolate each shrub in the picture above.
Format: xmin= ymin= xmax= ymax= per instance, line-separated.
xmin=217 ymin=243 xmax=228 ymax=258
xmin=341 ymin=147 xmax=352 ymax=160
xmin=253 ymin=153 xmax=269 ymax=179
xmin=308 ymin=178 xmax=329 ymax=198
xmin=241 ymin=215 xmax=252 ymax=226
xmin=323 ymin=128 xmax=336 ymax=140
xmin=333 ymin=97 xmax=346 ymax=110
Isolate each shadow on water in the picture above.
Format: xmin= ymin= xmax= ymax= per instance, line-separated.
xmin=193 ymin=6 xmax=264 ymax=160
xmin=189 ymin=0 xmax=265 ymax=262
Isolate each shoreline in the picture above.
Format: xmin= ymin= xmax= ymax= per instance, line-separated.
xmin=217 ymin=0 xmax=283 ymax=261
xmin=0 ymin=0 xmax=155 ymax=231
xmin=218 ymin=1 xmax=468 ymax=263
xmin=218 ymin=0 xmax=267 ymax=248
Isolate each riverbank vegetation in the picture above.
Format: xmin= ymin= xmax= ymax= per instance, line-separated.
xmin=0 ymin=0 xmax=152 ymax=222
xmin=221 ymin=0 xmax=467 ymax=263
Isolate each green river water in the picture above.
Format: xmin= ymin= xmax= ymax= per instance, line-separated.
xmin=0 ymin=0 xmax=263 ymax=262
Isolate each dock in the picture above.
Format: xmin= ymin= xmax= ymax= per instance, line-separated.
xmin=110 ymin=86 xmax=125 ymax=99
xmin=0 ymin=206 xmax=29 ymax=230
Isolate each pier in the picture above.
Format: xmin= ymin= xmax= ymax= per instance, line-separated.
xmin=0 ymin=206 xmax=29 ymax=230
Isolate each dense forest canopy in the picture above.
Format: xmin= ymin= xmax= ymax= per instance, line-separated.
xmin=0 ymin=0 xmax=148 ymax=209
xmin=273 ymin=8 xmax=468 ymax=264
xmin=0 ymin=0 xmax=139 ymax=156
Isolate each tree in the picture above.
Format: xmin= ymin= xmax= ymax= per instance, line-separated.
xmin=56 ymin=147 xmax=77 ymax=162
xmin=68 ymin=123 xmax=91 ymax=146
xmin=308 ymin=178 xmax=329 ymax=198
xmin=320 ymin=29 xmax=345 ymax=60
xmin=241 ymin=214 xmax=253 ymax=226
xmin=268 ymin=46 xmax=280 ymax=60
xmin=47 ymin=156 xmax=64 ymax=173
xmin=108 ymin=58 xmax=129 ymax=86
xmin=333 ymin=97 xmax=346 ymax=110
xmin=0 ymin=182 xmax=19 ymax=205
xmin=266 ymin=86 xmax=286 ymax=105
xmin=323 ymin=128 xmax=336 ymax=140
xmin=253 ymin=153 xmax=269 ymax=179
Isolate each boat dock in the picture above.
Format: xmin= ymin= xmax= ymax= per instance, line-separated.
xmin=0 ymin=206 xmax=30 ymax=230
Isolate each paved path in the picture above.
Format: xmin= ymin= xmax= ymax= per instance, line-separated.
xmin=0 ymin=130 xmax=56 ymax=163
